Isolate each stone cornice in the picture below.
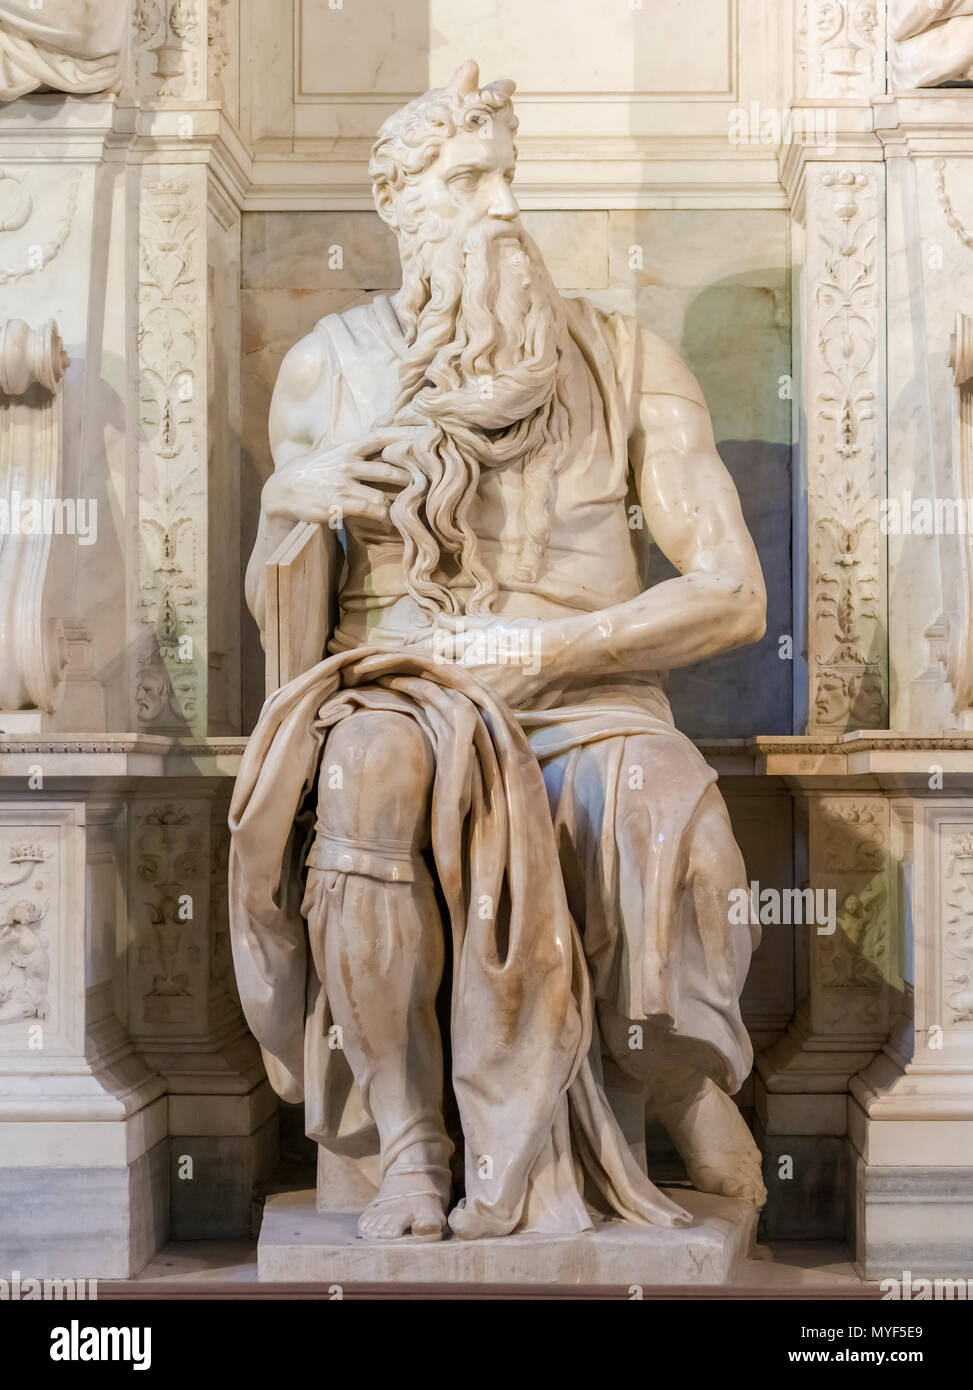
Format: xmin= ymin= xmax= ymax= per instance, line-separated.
xmin=0 ymin=731 xmax=971 ymax=790
xmin=874 ymin=90 xmax=973 ymax=155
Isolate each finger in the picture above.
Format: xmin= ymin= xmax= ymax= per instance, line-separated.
xmin=354 ymin=427 xmax=420 ymax=457
xmin=346 ymin=459 xmax=412 ymax=487
xmin=334 ymin=484 xmax=391 ymax=522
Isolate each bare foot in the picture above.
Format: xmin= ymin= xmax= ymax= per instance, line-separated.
xmin=357 ymin=1165 xmax=450 ymax=1242
xmin=652 ymin=1074 xmax=768 ymax=1208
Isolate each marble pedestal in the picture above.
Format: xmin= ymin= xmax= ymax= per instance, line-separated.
xmin=257 ymin=1188 xmax=758 ymax=1286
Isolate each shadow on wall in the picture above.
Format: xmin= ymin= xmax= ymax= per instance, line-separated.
xmin=649 ymin=270 xmax=793 ymax=740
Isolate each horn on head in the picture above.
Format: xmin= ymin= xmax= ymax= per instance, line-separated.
xmin=447 ymin=60 xmax=479 ymax=94
xmin=483 ymin=78 xmax=516 ymax=98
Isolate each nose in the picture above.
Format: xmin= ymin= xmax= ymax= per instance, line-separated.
xmin=487 ymin=179 xmax=519 ymax=220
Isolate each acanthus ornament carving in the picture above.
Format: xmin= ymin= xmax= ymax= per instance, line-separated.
xmin=945 ymin=311 xmax=973 ymax=717
xmin=133 ymin=803 xmax=204 ymax=1025
xmin=0 ymin=841 xmax=51 ymax=1025
xmin=809 ymin=168 xmax=886 ymax=732
xmin=803 ymin=0 xmax=885 ymax=99
xmin=208 ymin=806 xmax=234 ymax=1003
xmin=0 ymin=318 xmax=70 ymax=713
xmin=945 ymin=832 xmax=973 ymax=1024
xmin=207 ymin=0 xmax=230 ymax=100
xmin=132 ymin=0 xmax=202 ymax=99
xmin=812 ymin=799 xmax=891 ymax=1035
xmin=136 ymin=177 xmax=204 ymax=733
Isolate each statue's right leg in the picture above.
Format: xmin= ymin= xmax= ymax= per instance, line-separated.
xmin=302 ymin=709 xmax=453 ymax=1241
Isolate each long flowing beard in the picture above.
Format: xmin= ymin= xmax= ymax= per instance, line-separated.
xmin=380 ymin=221 xmax=570 ymax=627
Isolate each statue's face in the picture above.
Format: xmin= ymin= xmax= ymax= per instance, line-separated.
xmin=404 ymin=122 xmax=519 ymax=241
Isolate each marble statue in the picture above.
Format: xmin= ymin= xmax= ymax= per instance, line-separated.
xmin=890 ymin=0 xmax=973 ymax=86
xmin=0 ymin=319 xmax=69 ymax=714
xmin=0 ymin=1 xmax=124 ymax=101
xmin=230 ymin=61 xmax=768 ymax=1243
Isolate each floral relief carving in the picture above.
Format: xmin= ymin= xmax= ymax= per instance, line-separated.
xmin=809 ymin=168 xmax=886 ymax=731
xmin=133 ymin=0 xmax=202 ymax=99
xmin=133 ymin=804 xmax=205 ymax=1024
xmin=945 ymin=832 xmax=973 ymax=1024
xmin=136 ymin=177 xmax=205 ymax=733
xmin=813 ymin=799 xmax=891 ymax=1034
xmin=0 ymin=842 xmax=52 ymax=1025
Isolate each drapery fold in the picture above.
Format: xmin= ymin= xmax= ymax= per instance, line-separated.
xmin=229 ymin=647 xmax=691 ymax=1237
xmin=0 ymin=2 xmax=124 ymax=100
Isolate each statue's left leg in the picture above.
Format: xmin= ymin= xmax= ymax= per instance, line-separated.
xmin=604 ymin=778 xmax=766 ymax=1205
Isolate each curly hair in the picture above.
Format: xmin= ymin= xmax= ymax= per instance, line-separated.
xmin=369 ymin=77 xmax=518 ymax=218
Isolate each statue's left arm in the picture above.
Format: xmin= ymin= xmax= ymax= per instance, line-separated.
xmin=539 ymin=388 xmax=766 ymax=685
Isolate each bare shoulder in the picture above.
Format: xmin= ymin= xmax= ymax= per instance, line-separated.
xmin=567 ymin=297 xmax=709 ymax=410
xmin=274 ymin=330 xmax=327 ymax=404
xmin=631 ymin=324 xmax=708 ymax=410
xmin=268 ymin=327 xmax=332 ymax=457
xmin=637 ymin=388 xmax=714 ymax=447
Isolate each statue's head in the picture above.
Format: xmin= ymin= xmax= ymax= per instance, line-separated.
xmin=365 ymin=63 xmax=569 ymax=613
xmin=370 ymin=60 xmax=519 ymax=247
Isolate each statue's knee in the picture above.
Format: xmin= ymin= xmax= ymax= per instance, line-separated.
xmin=687 ymin=785 xmax=744 ymax=885
xmin=317 ymin=712 xmax=434 ymax=847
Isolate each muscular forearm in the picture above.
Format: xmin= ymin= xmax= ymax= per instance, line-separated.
xmin=540 ymin=569 xmax=766 ymax=684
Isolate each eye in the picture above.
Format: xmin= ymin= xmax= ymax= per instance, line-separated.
xmin=503 ymin=170 xmax=515 ymax=184
xmin=448 ymin=171 xmax=478 ymax=191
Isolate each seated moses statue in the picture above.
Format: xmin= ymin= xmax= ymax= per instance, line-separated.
xmin=230 ymin=60 xmax=768 ymax=1243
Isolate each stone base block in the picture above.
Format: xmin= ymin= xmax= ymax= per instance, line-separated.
xmin=258 ymin=1187 xmax=757 ymax=1286
xmin=170 ymin=1113 xmax=279 ymax=1240
xmin=756 ymin=1125 xmax=849 ymax=1240
xmin=854 ymin=1157 xmax=973 ymax=1280
xmin=0 ymin=1140 xmax=168 ymax=1279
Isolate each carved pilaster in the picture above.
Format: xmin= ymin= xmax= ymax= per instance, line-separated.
xmin=130 ymin=0 xmax=243 ymax=736
xmin=135 ymin=171 xmax=209 ymax=735
xmin=0 ymin=797 xmax=167 ymax=1277
xmin=130 ymin=800 xmax=209 ymax=1032
xmin=909 ymin=805 xmax=973 ymax=1067
xmin=760 ymin=795 xmax=894 ymax=1098
xmin=755 ymin=794 xmax=895 ymax=1237
xmin=945 ymin=312 xmax=973 ymax=718
xmin=805 ymin=164 xmax=888 ymax=732
xmin=127 ymin=795 xmax=272 ymax=1238
xmin=132 ymin=0 xmax=209 ymax=102
xmin=0 ymin=836 xmax=55 ymax=1034
xmin=0 ymin=319 xmax=70 ymax=716
xmin=851 ymin=799 xmax=973 ymax=1276
xmin=801 ymin=0 xmax=886 ymax=100
xmin=810 ymin=796 xmax=894 ymax=1041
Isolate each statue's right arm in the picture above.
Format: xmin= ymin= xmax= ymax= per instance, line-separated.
xmin=244 ymin=331 xmax=412 ymax=647
xmin=244 ymin=332 xmax=333 ymax=645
